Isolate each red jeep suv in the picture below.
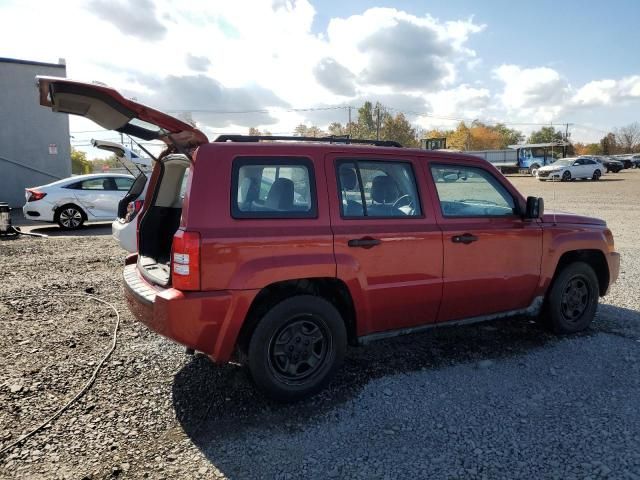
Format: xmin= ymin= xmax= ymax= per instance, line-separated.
xmin=38 ymin=77 xmax=620 ymax=401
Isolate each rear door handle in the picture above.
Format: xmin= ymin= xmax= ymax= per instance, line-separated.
xmin=451 ymin=233 xmax=478 ymax=244
xmin=348 ymin=237 xmax=381 ymax=248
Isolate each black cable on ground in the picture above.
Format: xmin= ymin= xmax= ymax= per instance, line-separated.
xmin=0 ymin=293 xmax=120 ymax=457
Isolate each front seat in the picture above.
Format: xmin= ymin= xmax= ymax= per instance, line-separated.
xmin=265 ymin=178 xmax=294 ymax=211
xmin=339 ymin=166 xmax=363 ymax=216
xmin=368 ymin=175 xmax=401 ymax=216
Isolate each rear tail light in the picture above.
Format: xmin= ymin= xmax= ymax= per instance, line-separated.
xmin=26 ymin=189 xmax=46 ymax=202
xmin=171 ymin=230 xmax=201 ymax=290
xmin=125 ymin=200 xmax=144 ymax=223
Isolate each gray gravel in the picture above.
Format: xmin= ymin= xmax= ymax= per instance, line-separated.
xmin=1 ymin=171 xmax=640 ymax=479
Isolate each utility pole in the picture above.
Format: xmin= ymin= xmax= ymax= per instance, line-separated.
xmin=347 ymin=106 xmax=352 ymax=137
xmin=376 ymin=107 xmax=381 ymax=141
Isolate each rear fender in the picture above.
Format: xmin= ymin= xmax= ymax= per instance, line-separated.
xmin=227 ymin=253 xmax=336 ymax=290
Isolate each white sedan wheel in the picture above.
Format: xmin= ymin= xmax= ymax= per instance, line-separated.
xmin=58 ymin=207 xmax=83 ymax=229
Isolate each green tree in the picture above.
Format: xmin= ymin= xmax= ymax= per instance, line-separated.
xmin=599 ymin=133 xmax=618 ymax=155
xmin=492 ymin=123 xmax=525 ymax=148
xmin=528 ymin=126 xmax=564 ymax=144
xmin=70 ymin=148 xmax=91 ymax=174
xmin=381 ymin=112 xmax=419 ymax=147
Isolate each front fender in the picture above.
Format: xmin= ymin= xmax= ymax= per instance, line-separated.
xmin=538 ymin=225 xmax=612 ymax=295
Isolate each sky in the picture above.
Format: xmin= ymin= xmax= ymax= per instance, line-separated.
xmin=1 ymin=0 xmax=639 ymax=158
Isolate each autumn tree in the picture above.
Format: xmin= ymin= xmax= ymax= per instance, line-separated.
xmin=293 ymin=124 xmax=326 ymax=137
xmin=614 ymin=122 xmax=640 ymax=153
xmin=248 ymin=128 xmax=272 ymax=136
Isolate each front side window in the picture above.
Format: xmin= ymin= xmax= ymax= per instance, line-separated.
xmin=233 ymin=158 xmax=316 ymax=218
xmin=430 ymin=165 xmax=517 ymax=217
xmin=337 ymin=160 xmax=422 ymax=218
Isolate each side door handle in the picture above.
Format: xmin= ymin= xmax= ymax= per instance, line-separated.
xmin=348 ymin=237 xmax=381 ymax=249
xmin=451 ymin=233 xmax=478 ymax=244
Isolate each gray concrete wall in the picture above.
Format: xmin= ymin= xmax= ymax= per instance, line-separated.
xmin=0 ymin=58 xmax=71 ymax=207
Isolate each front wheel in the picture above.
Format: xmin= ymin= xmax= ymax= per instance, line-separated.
xmin=544 ymin=262 xmax=599 ymax=334
xmin=592 ymin=170 xmax=601 ymax=181
xmin=529 ymin=164 xmax=541 ymax=176
xmin=247 ymin=295 xmax=347 ymax=402
xmin=561 ymin=170 xmax=572 ymax=182
xmin=55 ymin=205 xmax=85 ymax=230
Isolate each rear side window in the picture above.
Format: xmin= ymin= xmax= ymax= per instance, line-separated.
xmin=337 ymin=160 xmax=422 ymax=218
xmin=73 ymin=177 xmax=112 ymax=190
xmin=430 ymin=165 xmax=516 ymax=217
xmin=232 ymin=157 xmax=317 ymax=218
xmin=114 ymin=177 xmax=134 ymax=191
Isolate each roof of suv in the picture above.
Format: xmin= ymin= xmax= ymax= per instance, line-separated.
xmin=200 ymin=140 xmax=488 ymax=167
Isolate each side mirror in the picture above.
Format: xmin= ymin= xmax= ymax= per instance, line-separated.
xmin=525 ymin=196 xmax=544 ymax=219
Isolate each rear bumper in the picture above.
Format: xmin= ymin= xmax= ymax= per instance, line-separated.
xmin=22 ymin=202 xmax=54 ymax=222
xmin=606 ymin=251 xmax=621 ymax=294
xmin=123 ymin=263 xmax=256 ymax=362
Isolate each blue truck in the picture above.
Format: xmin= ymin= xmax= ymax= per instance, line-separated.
xmin=422 ymin=139 xmax=570 ymax=175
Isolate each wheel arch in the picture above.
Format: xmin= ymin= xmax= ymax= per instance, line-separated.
xmin=236 ymin=277 xmax=358 ymax=356
xmin=552 ymin=249 xmax=609 ymax=296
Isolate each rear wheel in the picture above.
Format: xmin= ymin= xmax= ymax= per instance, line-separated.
xmin=247 ymin=295 xmax=347 ymax=402
xmin=592 ymin=169 xmax=601 ymax=181
xmin=55 ymin=204 xmax=85 ymax=230
xmin=561 ymin=170 xmax=571 ymax=182
xmin=544 ymin=262 xmax=599 ymax=334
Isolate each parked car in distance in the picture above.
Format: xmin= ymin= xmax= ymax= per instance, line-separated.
xmin=629 ymin=155 xmax=640 ymax=168
xmin=536 ymin=157 xmax=602 ymax=181
xmin=594 ymin=156 xmax=623 ymax=173
xmin=23 ymin=173 xmax=134 ymax=229
xmin=38 ymin=76 xmax=621 ymax=401
xmin=91 ymin=139 xmax=152 ymax=253
xmin=613 ymin=155 xmax=634 ymax=169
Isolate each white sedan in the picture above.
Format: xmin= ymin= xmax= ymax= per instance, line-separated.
xmin=536 ymin=157 xmax=603 ymax=182
xmin=23 ymin=173 xmax=134 ymax=229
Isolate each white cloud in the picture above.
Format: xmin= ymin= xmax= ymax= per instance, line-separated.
xmin=2 ymin=0 xmax=639 ymax=150
xmin=571 ymin=76 xmax=640 ymax=107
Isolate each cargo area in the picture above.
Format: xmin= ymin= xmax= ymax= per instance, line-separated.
xmin=137 ymin=155 xmax=191 ymax=286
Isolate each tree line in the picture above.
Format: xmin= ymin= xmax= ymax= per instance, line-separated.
xmin=250 ymin=101 xmax=640 ymax=156
xmin=574 ymin=123 xmax=640 ymax=156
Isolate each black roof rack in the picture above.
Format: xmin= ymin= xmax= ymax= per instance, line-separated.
xmin=213 ymin=134 xmax=403 ymax=148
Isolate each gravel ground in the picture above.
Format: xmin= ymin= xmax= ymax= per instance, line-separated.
xmin=1 ymin=170 xmax=639 ymax=479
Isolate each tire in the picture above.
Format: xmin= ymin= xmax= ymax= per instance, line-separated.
xmin=55 ymin=204 xmax=85 ymax=230
xmin=592 ymin=169 xmax=601 ymax=181
xmin=247 ymin=295 xmax=347 ymax=402
xmin=544 ymin=261 xmax=599 ymax=334
xmin=561 ymin=170 xmax=571 ymax=182
xmin=529 ymin=164 xmax=540 ymax=176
